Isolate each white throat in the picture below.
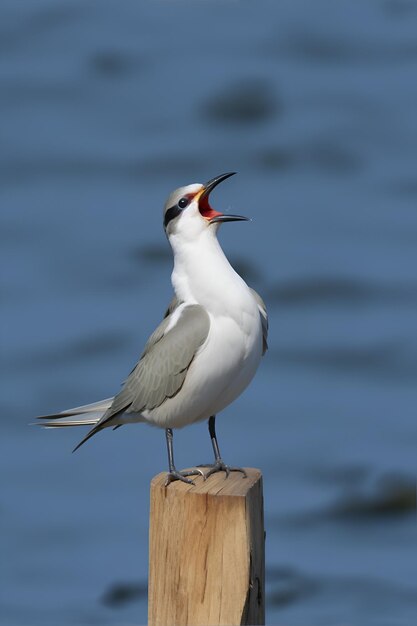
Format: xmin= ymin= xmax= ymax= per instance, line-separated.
xmin=169 ymin=226 xmax=252 ymax=317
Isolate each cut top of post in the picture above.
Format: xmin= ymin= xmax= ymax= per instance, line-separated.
xmin=150 ymin=467 xmax=262 ymax=497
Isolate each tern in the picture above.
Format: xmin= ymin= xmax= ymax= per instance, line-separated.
xmin=38 ymin=173 xmax=268 ymax=485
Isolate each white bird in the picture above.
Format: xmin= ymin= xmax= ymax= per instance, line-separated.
xmin=38 ymin=173 xmax=268 ymax=485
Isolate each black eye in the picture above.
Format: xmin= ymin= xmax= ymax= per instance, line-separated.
xmin=178 ymin=197 xmax=189 ymax=209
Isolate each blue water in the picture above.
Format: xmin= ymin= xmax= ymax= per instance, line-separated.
xmin=1 ymin=1 xmax=416 ymax=624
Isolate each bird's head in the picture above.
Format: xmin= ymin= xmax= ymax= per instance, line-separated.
xmin=163 ymin=172 xmax=248 ymax=240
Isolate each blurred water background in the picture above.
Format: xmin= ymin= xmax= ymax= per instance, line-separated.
xmin=1 ymin=1 xmax=417 ymax=624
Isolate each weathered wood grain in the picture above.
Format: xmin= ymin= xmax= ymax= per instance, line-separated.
xmin=148 ymin=468 xmax=265 ymax=626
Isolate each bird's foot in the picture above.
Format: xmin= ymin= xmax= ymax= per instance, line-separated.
xmin=164 ymin=467 xmax=205 ymax=487
xmin=198 ymin=460 xmax=247 ymax=480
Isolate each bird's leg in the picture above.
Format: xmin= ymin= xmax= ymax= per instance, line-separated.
xmin=164 ymin=428 xmax=204 ymax=486
xmin=199 ymin=416 xmax=247 ymax=480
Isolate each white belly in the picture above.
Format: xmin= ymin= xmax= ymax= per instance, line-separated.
xmin=140 ymin=308 xmax=263 ymax=429
xmin=120 ymin=227 xmax=265 ymax=430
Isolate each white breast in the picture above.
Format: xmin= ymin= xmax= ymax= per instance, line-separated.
xmin=141 ymin=224 xmax=263 ymax=428
xmin=143 ymin=298 xmax=262 ymax=429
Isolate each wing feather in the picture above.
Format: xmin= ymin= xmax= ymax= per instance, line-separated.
xmin=250 ymin=287 xmax=268 ymax=355
xmin=96 ymin=304 xmax=210 ymax=425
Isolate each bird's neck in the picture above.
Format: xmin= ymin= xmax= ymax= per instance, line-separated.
xmin=169 ymin=228 xmax=248 ymax=314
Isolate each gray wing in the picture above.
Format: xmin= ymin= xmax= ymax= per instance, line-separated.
xmin=72 ymin=301 xmax=208 ymax=451
xmin=127 ymin=294 xmax=181 ymax=364
xmin=163 ymin=294 xmax=181 ymax=318
xmin=250 ymin=288 xmax=268 ymax=355
xmin=101 ymin=304 xmax=209 ymax=422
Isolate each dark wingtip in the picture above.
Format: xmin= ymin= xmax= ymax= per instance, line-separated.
xmin=72 ymin=426 xmax=100 ymax=453
xmin=35 ymin=410 xmax=79 ymax=420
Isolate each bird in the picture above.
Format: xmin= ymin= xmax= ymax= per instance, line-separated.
xmin=37 ymin=172 xmax=268 ymax=485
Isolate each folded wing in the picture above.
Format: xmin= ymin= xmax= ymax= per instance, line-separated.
xmin=72 ymin=304 xmax=210 ymax=450
xmin=250 ymin=288 xmax=268 ymax=355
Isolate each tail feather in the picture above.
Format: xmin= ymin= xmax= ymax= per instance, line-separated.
xmin=36 ymin=396 xmax=121 ymax=452
xmin=39 ymin=413 xmax=104 ymax=428
xmin=37 ymin=397 xmax=113 ymax=431
xmin=36 ymin=397 xmax=113 ymax=422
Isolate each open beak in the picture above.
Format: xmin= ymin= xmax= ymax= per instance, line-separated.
xmin=197 ymin=172 xmax=249 ymax=224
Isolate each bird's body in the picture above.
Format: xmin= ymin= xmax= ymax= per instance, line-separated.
xmin=130 ymin=228 xmax=263 ymax=430
xmin=38 ymin=173 xmax=268 ymax=484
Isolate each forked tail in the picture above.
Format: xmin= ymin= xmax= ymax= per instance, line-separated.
xmin=36 ymin=397 xmax=113 ymax=429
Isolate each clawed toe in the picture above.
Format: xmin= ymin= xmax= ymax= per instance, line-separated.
xmin=164 ymin=467 xmax=205 ymax=486
xmin=163 ymin=422 xmax=246 ymax=487
xmin=199 ymin=460 xmax=247 ymax=480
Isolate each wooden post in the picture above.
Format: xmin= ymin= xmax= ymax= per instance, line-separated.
xmin=148 ymin=468 xmax=265 ymax=626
